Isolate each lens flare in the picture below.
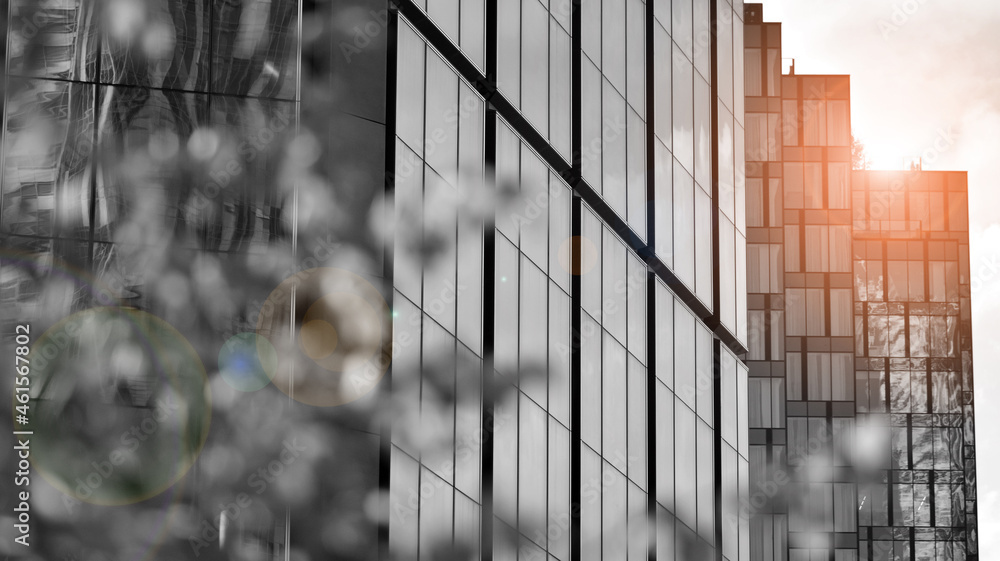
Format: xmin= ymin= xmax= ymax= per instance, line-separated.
xmin=256 ymin=268 xmax=392 ymax=407
xmin=23 ymin=307 xmax=211 ymax=506
xmin=218 ymin=332 xmax=278 ymax=392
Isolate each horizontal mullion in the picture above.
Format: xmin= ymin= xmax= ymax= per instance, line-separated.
xmin=393 ymin=0 xmax=747 ymax=357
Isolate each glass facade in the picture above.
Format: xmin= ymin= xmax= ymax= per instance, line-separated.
xmin=6 ymin=1 xmax=976 ymax=560
xmin=391 ymin=1 xmax=751 ymax=560
xmin=2 ymin=0 xmax=750 ymax=560
xmin=743 ymin=4 xmax=978 ymax=561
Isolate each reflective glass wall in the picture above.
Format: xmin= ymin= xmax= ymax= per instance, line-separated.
xmin=389 ymin=0 xmax=750 ymax=560
xmin=743 ymin=4 xmax=978 ymax=561
xmin=2 ymin=1 xmax=390 ymax=559
xmin=2 ymin=0 xmax=750 ymax=560
xmin=852 ymin=170 xmax=976 ymax=560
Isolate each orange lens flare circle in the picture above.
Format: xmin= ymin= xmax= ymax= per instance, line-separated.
xmin=257 ymin=268 xmax=392 ymax=407
xmin=558 ymin=236 xmax=599 ymax=276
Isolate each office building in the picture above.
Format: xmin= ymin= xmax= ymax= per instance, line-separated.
xmin=743 ymin=4 xmax=978 ymax=560
xmin=1 ymin=1 xmax=752 ymax=561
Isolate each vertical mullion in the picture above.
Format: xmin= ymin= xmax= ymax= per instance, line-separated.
xmin=645 ymin=0 xmax=655 ymax=252
xmin=481 ymin=3 xmax=498 ymax=559
xmin=644 ymin=10 xmax=657 ymax=561
xmin=713 ymin=338 xmax=724 ymax=561
xmin=709 ymin=0 xmax=721 ymax=332
xmin=481 ymin=105 xmax=497 ymax=561
xmin=571 ymin=0 xmax=582 ymax=178
xmin=378 ymin=6 xmax=400 ymax=560
xmin=570 ymin=193 xmax=583 ymax=561
xmin=646 ymin=271 xmax=657 ymax=561
xmin=569 ymin=3 xmax=583 ymax=561
xmin=86 ymin=1 xmax=103 ymax=269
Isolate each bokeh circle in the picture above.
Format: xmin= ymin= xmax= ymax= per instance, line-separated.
xmin=557 ymin=235 xmax=599 ymax=275
xmin=256 ymin=268 xmax=392 ymax=407
xmin=21 ymin=307 xmax=211 ymax=505
xmin=218 ymin=332 xmax=278 ymax=392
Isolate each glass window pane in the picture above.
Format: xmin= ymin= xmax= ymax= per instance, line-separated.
xmin=603 ymin=84 xmax=628 ymax=217
xmin=549 ymin=420 xmax=571 ymax=559
xmin=697 ymin=419 xmax=715 ymax=539
xmin=582 ymin=446 xmax=602 ymax=561
xmin=550 ymin=284 xmax=572 ymax=425
xmin=806 ymin=289 xmax=826 ymax=336
xmin=674 ymin=160 xmax=696 ymax=285
xmin=654 ymin=139 xmax=674 ymax=264
xmin=654 ymin=23 xmax=672 ymax=148
xmin=519 ymin=394 xmax=547 ymax=532
xmin=656 ymin=384 xmax=675 ymax=509
xmin=551 ymin=22 xmax=572 ymax=157
xmin=425 ymin=52 xmax=459 ymax=185
xmin=397 ymin=24 xmax=425 ymax=153
xmin=832 ymin=353 xmax=853 ymax=401
xmin=582 ymin=207 xmax=603 ymax=322
xmin=828 ymin=162 xmax=850 ymax=209
xmin=628 ymin=356 xmax=647 ymax=488
xmin=675 ymin=399 xmax=697 ymax=528
xmin=782 ymin=100 xmax=799 ymax=145
xmin=695 ymin=187 xmax=713 ymax=302
xmin=582 ymin=57 xmax=603 ymax=191
xmin=582 ymin=312 xmax=602 ymax=452
xmin=497 ymin=0 xmax=521 ymax=105
xmin=804 ymin=163 xmax=823 ymax=209
xmin=522 ymin=0 xmax=549 ymax=132
xmin=602 ymin=0 xmax=626 ymax=94
xmin=745 ymin=48 xmax=762 ymax=96
xmin=655 ymin=283 xmax=674 ymax=389
xmin=830 ymin=289 xmax=852 ymax=336
xmin=496 ymin=236 xmax=519 ymax=376
xmin=672 ymin=47 xmax=694 ymax=173
xmin=784 ymin=163 xmax=803 ymax=209
xmin=521 ymin=258 xmax=548 ymax=401
xmin=694 ymin=75 xmax=712 ymax=188
xmin=827 ymin=100 xmax=850 ymax=146
xmin=603 ymin=229 xmax=628 ymax=343
xmin=604 ymin=333 xmax=628 ymax=470
xmin=676 ymin=307 xmax=696 ymax=408
xmin=627 ymin=254 xmax=647 ymax=360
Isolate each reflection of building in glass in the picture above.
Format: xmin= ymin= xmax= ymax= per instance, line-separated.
xmin=3 ymin=1 xmax=754 ymax=561
xmin=744 ymin=4 xmax=977 ymax=560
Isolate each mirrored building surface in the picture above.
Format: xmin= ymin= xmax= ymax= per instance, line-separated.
xmin=743 ymin=4 xmax=977 ymax=561
xmin=1 ymin=1 xmax=751 ymax=561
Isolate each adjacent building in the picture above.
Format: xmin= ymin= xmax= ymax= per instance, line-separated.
xmin=1 ymin=1 xmax=978 ymax=560
xmin=743 ymin=4 xmax=978 ymax=560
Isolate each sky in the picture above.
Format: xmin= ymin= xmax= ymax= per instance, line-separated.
xmin=759 ymin=0 xmax=1000 ymax=554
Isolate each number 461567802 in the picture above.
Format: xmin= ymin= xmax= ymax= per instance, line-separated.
xmin=14 ymin=325 xmax=31 ymax=421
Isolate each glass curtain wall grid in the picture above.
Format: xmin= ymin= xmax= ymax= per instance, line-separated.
xmin=389 ymin=1 xmax=749 ymax=561
xmin=1 ymin=0 xmax=751 ymax=560
xmin=742 ymin=4 xmax=977 ymax=561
